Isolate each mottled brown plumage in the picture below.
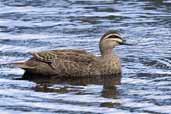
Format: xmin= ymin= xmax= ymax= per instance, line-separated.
xmin=15 ymin=31 xmax=129 ymax=78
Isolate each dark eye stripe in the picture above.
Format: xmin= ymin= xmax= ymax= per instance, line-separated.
xmin=107 ymin=35 xmax=121 ymax=39
xmin=100 ymin=32 xmax=123 ymax=43
xmin=105 ymin=34 xmax=122 ymax=39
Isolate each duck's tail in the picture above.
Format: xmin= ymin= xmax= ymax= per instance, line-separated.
xmin=14 ymin=62 xmax=35 ymax=70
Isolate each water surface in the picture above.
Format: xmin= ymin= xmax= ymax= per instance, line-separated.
xmin=0 ymin=0 xmax=171 ymax=114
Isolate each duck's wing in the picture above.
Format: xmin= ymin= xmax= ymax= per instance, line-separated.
xmin=49 ymin=50 xmax=99 ymax=77
xmin=30 ymin=49 xmax=97 ymax=64
xmin=15 ymin=49 xmax=99 ymax=77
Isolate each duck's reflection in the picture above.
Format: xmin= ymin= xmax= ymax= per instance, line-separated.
xmin=33 ymin=75 xmax=121 ymax=95
xmin=27 ymin=75 xmax=122 ymax=108
xmin=101 ymin=76 xmax=120 ymax=99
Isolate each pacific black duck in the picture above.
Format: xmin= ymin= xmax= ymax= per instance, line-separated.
xmin=15 ymin=31 xmax=130 ymax=78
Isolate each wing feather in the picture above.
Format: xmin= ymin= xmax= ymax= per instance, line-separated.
xmin=50 ymin=58 xmax=91 ymax=77
xmin=30 ymin=49 xmax=97 ymax=64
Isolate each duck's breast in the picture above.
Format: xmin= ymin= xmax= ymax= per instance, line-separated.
xmin=100 ymin=56 xmax=121 ymax=75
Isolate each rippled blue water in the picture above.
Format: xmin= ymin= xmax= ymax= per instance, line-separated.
xmin=0 ymin=0 xmax=171 ymax=114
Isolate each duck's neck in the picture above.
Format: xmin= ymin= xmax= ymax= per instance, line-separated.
xmin=101 ymin=48 xmax=115 ymax=58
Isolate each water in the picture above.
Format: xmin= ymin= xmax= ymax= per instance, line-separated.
xmin=0 ymin=0 xmax=171 ymax=113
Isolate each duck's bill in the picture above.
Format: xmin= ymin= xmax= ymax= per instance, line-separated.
xmin=122 ymin=42 xmax=134 ymax=46
xmin=120 ymin=41 xmax=134 ymax=45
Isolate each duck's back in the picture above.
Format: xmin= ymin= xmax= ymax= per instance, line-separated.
xmin=16 ymin=49 xmax=100 ymax=78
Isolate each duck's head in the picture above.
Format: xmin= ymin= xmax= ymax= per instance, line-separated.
xmin=99 ymin=30 xmax=130 ymax=55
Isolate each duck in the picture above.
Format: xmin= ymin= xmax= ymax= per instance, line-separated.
xmin=15 ymin=31 xmax=130 ymax=79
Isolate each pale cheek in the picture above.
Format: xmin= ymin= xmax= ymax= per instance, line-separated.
xmin=111 ymin=42 xmax=119 ymax=47
xmin=109 ymin=42 xmax=116 ymax=47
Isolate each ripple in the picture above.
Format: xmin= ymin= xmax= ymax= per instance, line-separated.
xmin=0 ymin=0 xmax=171 ymax=114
